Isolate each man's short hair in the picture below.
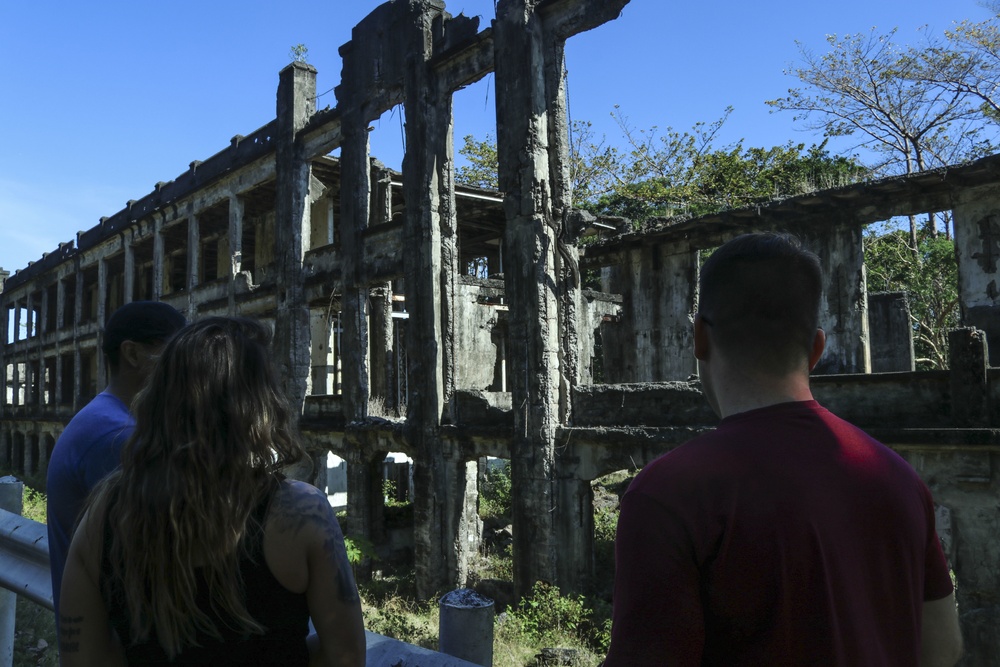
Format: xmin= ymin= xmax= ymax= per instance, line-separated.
xmin=101 ymin=301 xmax=187 ymax=372
xmin=698 ymin=232 xmax=822 ymax=375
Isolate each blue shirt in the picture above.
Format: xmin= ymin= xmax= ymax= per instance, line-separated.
xmin=46 ymin=390 xmax=133 ymax=615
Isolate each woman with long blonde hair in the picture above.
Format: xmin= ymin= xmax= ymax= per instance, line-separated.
xmin=59 ymin=316 xmax=366 ymax=666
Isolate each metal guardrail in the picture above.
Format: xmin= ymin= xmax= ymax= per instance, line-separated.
xmin=0 ymin=507 xmax=483 ymax=666
xmin=0 ymin=508 xmax=53 ymax=611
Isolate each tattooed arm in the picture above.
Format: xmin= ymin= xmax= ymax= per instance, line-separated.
xmin=268 ymin=480 xmax=366 ymax=667
xmin=58 ymin=509 xmax=126 ymax=667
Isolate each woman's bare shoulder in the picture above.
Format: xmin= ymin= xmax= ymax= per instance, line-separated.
xmin=266 ymin=479 xmax=336 ymax=538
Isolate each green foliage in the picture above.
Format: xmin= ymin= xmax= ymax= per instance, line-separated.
xmin=456 ymin=134 xmax=499 ymax=190
xmin=908 ymin=8 xmax=1000 ymax=127
xmin=288 ymin=43 xmax=309 ymax=63
xmin=479 ymin=462 xmax=512 ymax=521
xmin=22 ymin=487 xmax=46 ymax=524
xmin=768 ymin=27 xmax=995 ymax=174
xmin=864 ymin=222 xmax=960 ymax=369
xmin=344 ymin=535 xmax=379 ymax=565
xmin=456 ymin=109 xmax=868 ymax=226
xmin=361 ymin=591 xmax=438 ymax=649
xmin=500 ymin=582 xmax=608 ymax=654
xmin=592 ymin=136 xmax=868 ymax=222
xmin=14 ymin=596 xmax=58 ymax=667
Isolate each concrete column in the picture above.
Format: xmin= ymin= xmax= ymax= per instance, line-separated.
xmin=54 ymin=354 xmax=62 ymax=410
xmin=801 ymin=225 xmax=870 ymax=374
xmin=37 ymin=290 xmax=48 ymax=409
xmin=0 ymin=307 xmax=7 ymax=404
xmin=228 ymin=195 xmax=244 ymax=314
xmin=152 ymin=219 xmax=165 ymax=300
xmin=494 ymin=0 xmax=628 ymax=596
xmin=344 ymin=450 xmax=385 ymax=582
xmin=868 ymin=292 xmax=915 ymax=372
xmin=12 ymin=304 xmax=20 ymax=343
xmin=73 ymin=270 xmax=83 ymax=413
xmin=949 ymin=327 xmax=989 ymax=427
xmin=10 ymin=359 xmax=18 ymax=407
xmin=96 ymin=259 xmax=108 ymax=389
xmin=123 ymin=238 xmax=134 ymax=305
xmin=603 ymin=245 xmax=698 ymax=382
xmin=186 ymin=215 xmax=200 ymax=318
xmin=56 ymin=279 xmax=66 ymax=330
xmin=273 ymin=61 xmax=316 ymax=425
xmin=953 ymin=194 xmax=1000 ymax=365
xmin=369 ymin=286 xmax=394 ymax=408
xmin=24 ymin=292 xmax=33 ymax=342
xmin=398 ymin=0 xmax=482 ymax=596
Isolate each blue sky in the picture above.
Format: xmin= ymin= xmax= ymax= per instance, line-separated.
xmin=0 ymin=0 xmax=992 ymax=276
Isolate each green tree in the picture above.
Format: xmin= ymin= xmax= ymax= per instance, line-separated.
xmin=456 ymin=133 xmax=499 ymax=190
xmin=768 ymin=27 xmax=994 ymax=249
xmin=908 ymin=5 xmax=1000 ymax=123
xmin=864 ymin=225 xmax=960 ymax=369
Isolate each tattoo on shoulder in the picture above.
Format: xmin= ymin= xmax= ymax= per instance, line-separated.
xmin=60 ymin=614 xmax=83 ymax=654
xmin=271 ymin=481 xmax=360 ymax=604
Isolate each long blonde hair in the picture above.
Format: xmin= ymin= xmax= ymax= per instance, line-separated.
xmin=87 ymin=316 xmax=307 ymax=657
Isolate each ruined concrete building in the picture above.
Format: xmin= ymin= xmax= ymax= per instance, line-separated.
xmin=1 ymin=0 xmax=998 ymax=661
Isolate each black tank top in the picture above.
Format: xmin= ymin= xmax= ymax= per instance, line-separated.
xmin=101 ymin=492 xmax=310 ymax=666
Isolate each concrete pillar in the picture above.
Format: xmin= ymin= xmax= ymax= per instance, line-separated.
xmin=801 ymin=225 xmax=870 ymax=374
xmin=56 ymin=278 xmax=66 ymax=330
xmin=228 ymin=195 xmax=244 ymax=314
xmin=186 ymin=215 xmax=200 ymax=318
xmin=73 ymin=270 xmax=83 ymax=413
xmin=24 ymin=292 xmax=33 ymax=342
xmin=868 ymin=292 xmax=915 ymax=372
xmin=273 ymin=61 xmax=316 ymax=426
xmin=602 ymin=245 xmax=698 ymax=382
xmin=123 ymin=238 xmax=135 ymax=305
xmin=953 ymin=196 xmax=1000 ymax=365
xmin=152 ymin=219 xmax=165 ymax=300
xmin=344 ymin=450 xmax=385 ymax=582
xmin=949 ymin=327 xmax=989 ymax=427
xmin=96 ymin=258 xmax=108 ymax=389
xmin=12 ymin=304 xmax=20 ymax=343
xmin=369 ymin=286 xmax=394 ymax=408
xmin=494 ymin=0 xmax=628 ymax=596
xmin=0 ymin=307 xmax=7 ymax=404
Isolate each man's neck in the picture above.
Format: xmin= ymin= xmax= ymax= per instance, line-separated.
xmin=105 ymin=375 xmax=137 ymax=409
xmin=713 ymin=370 xmax=815 ymax=420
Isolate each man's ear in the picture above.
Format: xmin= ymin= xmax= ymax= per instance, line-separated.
xmin=694 ymin=314 xmax=710 ymax=361
xmin=117 ymin=340 xmax=142 ymax=371
xmin=808 ymin=328 xmax=826 ymax=371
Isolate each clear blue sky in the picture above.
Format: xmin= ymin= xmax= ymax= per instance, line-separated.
xmin=0 ymin=0 xmax=992 ymax=276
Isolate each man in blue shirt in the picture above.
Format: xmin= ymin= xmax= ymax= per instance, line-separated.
xmin=47 ymin=301 xmax=185 ymax=615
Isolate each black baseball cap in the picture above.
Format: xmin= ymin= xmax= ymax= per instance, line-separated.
xmin=101 ymin=301 xmax=187 ymax=354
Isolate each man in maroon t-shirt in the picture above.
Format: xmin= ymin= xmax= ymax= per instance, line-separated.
xmin=605 ymin=233 xmax=962 ymax=666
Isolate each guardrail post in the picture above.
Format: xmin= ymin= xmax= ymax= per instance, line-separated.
xmin=0 ymin=476 xmax=24 ymax=667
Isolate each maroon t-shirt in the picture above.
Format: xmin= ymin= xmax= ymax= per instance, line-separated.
xmin=605 ymin=400 xmax=953 ymax=666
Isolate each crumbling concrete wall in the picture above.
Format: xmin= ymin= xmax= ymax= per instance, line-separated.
xmin=601 ymin=245 xmax=698 ymax=382
xmin=868 ymin=292 xmax=915 ymax=372
xmin=954 ymin=183 xmax=1000 ymax=366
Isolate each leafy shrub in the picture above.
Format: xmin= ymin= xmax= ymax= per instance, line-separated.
xmin=22 ymin=487 xmax=47 ymax=524
xmin=479 ymin=461 xmax=512 ymax=520
xmin=501 ymin=581 xmax=606 ymax=652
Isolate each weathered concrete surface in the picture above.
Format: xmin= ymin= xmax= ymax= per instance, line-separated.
xmin=601 ymin=245 xmax=698 ymax=382
xmin=868 ymin=292 xmax=914 ymax=372
xmin=955 ymin=185 xmax=1000 ymax=362
xmin=899 ymin=448 xmax=1000 ymax=666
